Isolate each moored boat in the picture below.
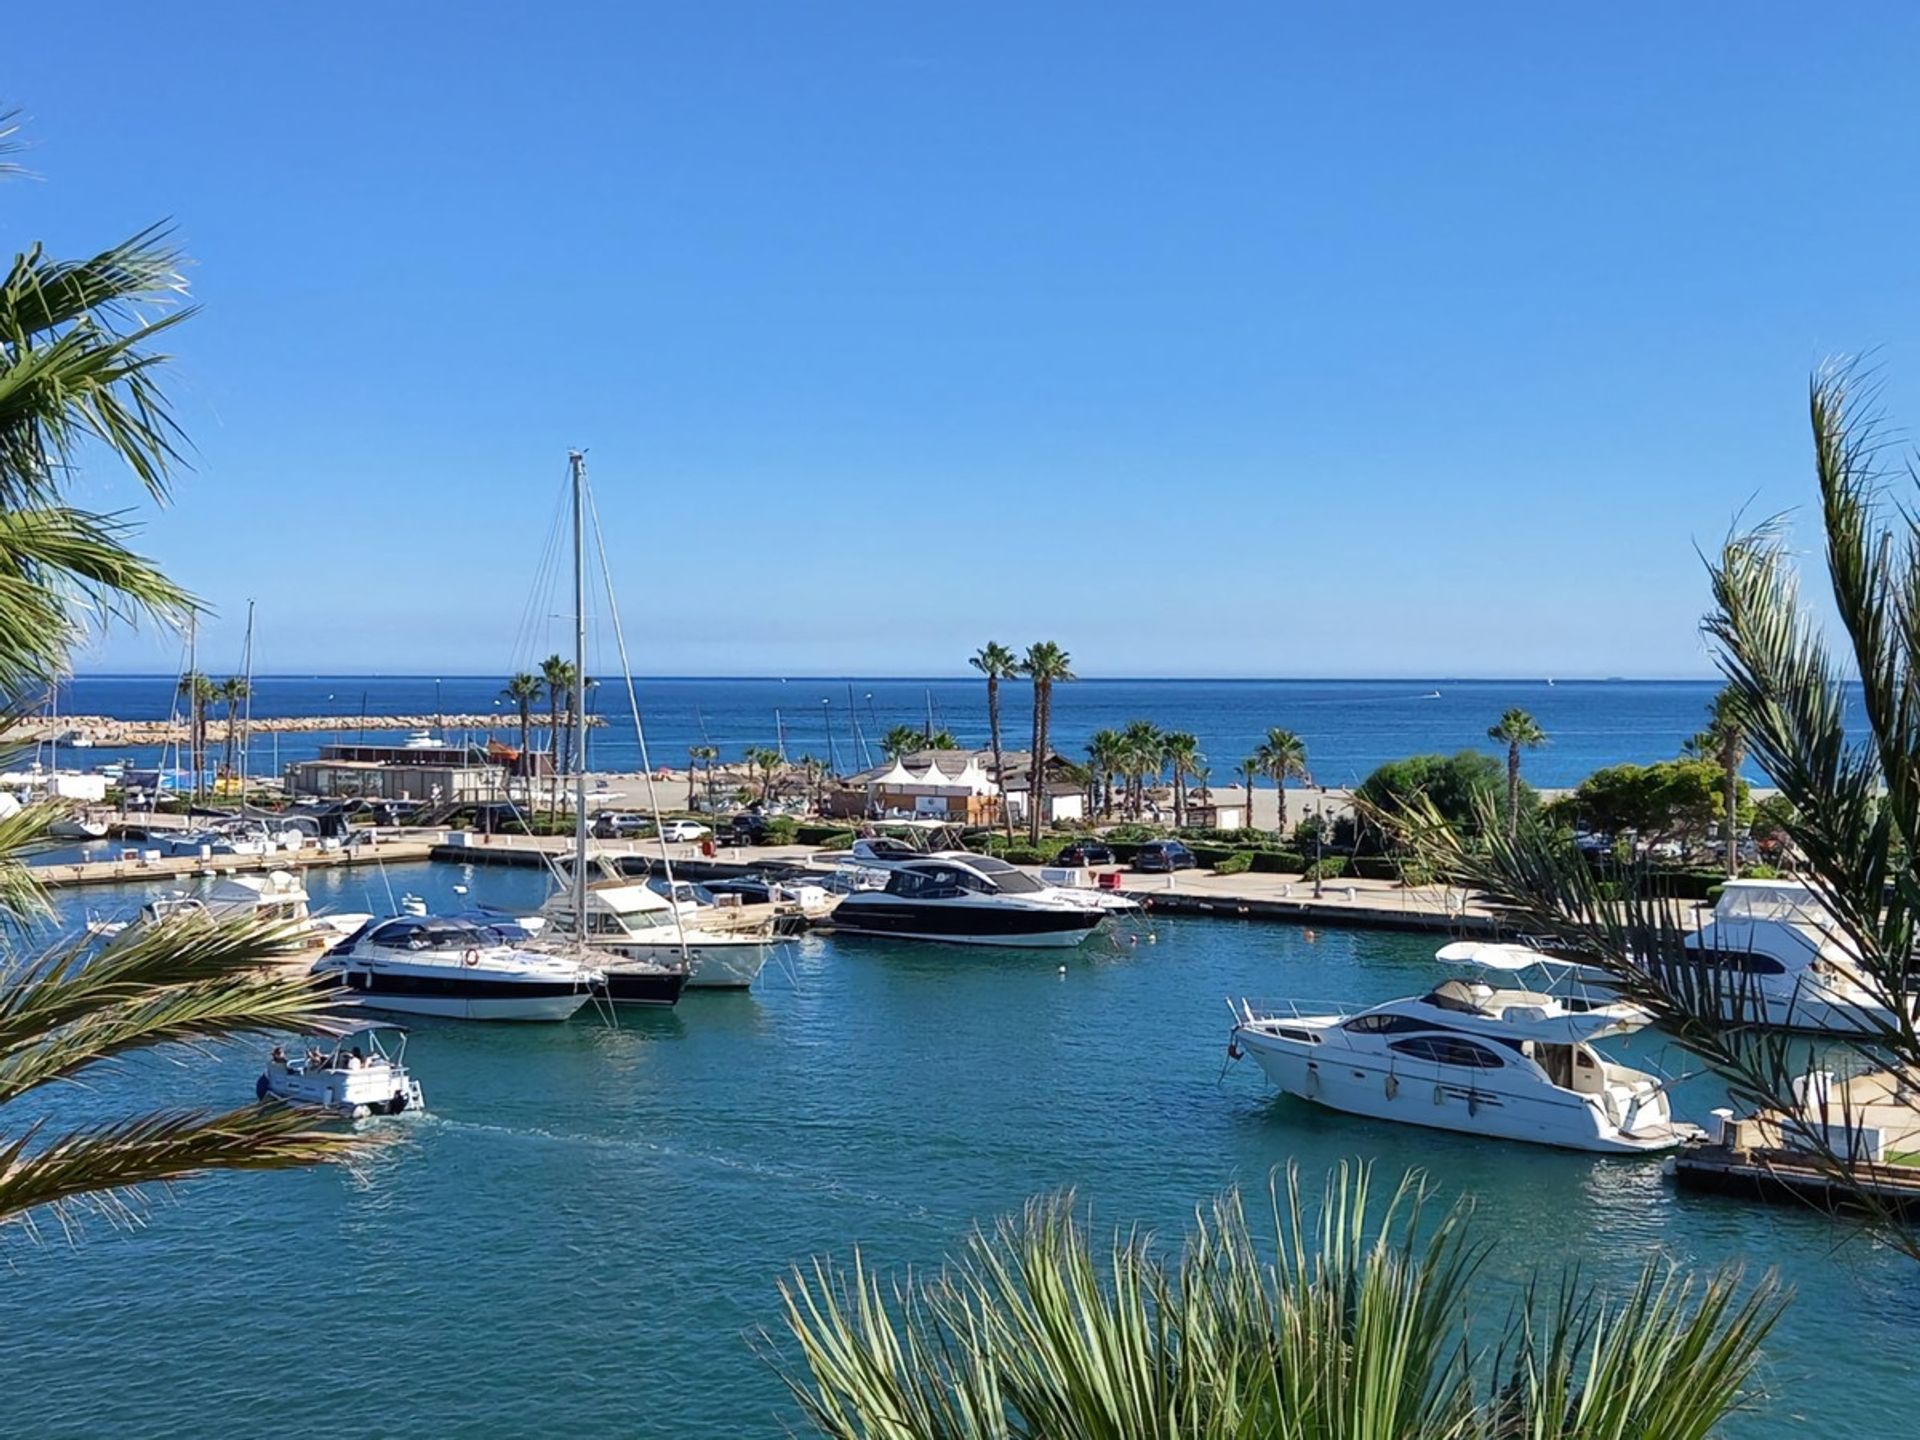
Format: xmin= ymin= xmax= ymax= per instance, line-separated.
xmin=314 ymin=915 xmax=600 ymax=1021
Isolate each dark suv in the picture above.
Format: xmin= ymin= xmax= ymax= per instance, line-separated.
xmin=1133 ymin=839 xmax=1198 ymax=872
xmin=719 ymin=812 xmax=772 ymax=846
xmin=1056 ymin=840 xmax=1117 ymax=867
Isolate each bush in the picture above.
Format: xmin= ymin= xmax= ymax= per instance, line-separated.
xmin=1106 ymin=823 xmax=1166 ymax=844
xmin=795 ymin=824 xmax=855 ymax=847
xmin=1249 ymin=850 xmax=1307 ymax=874
xmin=1002 ymin=847 xmax=1048 ymax=865
xmin=761 ymin=815 xmax=798 ymax=845
xmin=1304 ymin=856 xmax=1348 ymax=883
xmin=1213 ymin=851 xmax=1253 ymax=875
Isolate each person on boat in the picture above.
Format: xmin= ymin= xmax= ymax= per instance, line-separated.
xmin=269 ymin=1044 xmax=286 ymax=1069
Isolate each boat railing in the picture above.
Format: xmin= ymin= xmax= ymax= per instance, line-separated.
xmin=1230 ymin=996 xmax=1364 ymax=1025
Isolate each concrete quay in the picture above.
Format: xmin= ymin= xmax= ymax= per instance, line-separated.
xmin=33 ymin=834 xmax=441 ymax=890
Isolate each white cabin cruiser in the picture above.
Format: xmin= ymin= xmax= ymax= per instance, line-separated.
xmin=256 ymin=1024 xmax=424 ymax=1119
xmin=1671 ymin=879 xmax=1908 ymax=1036
xmin=314 ymin=915 xmax=600 ymax=1021
xmin=826 ymin=853 xmax=1110 ymax=948
xmin=1229 ymin=980 xmax=1697 ymax=1154
xmin=102 ymin=870 xmax=372 ymax=942
xmin=538 ymin=855 xmax=759 ymax=993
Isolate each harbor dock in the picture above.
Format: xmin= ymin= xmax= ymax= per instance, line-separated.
xmin=34 ymin=834 xmax=441 ymax=890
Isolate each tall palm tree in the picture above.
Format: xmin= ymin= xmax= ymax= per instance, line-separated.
xmin=1119 ymin=719 xmax=1163 ymax=819
xmin=1238 ymin=754 xmax=1259 ymax=834
xmin=1253 ymin=727 xmax=1309 ymax=837
xmin=1018 ymin=643 xmax=1074 ymax=843
xmin=1699 ymin=687 xmax=1748 ymax=877
xmin=539 ymin=654 xmax=571 ymax=817
xmin=0 ymin=119 xmax=367 ymax=1230
xmin=1486 ymin=706 xmax=1547 ymax=840
xmin=217 ymin=675 xmax=248 ymax=778
xmin=1085 ymin=729 xmax=1123 ymax=818
xmin=745 ymin=746 xmax=782 ymax=803
xmin=779 ymin=1164 xmax=1782 ymax=1439
xmin=689 ymin=744 xmax=719 ymax=811
xmin=502 ymin=672 xmax=540 ymax=759
xmin=1164 ymin=731 xmax=1202 ymax=828
xmin=970 ymin=642 xmax=1019 ymax=838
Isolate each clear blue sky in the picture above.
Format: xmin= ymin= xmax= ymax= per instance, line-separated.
xmin=7 ymin=2 xmax=1913 ymax=678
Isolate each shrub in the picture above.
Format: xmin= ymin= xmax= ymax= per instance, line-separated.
xmin=1106 ymin=823 xmax=1166 ymax=843
xmin=1250 ymin=850 xmax=1307 ymax=874
xmin=1003 ymin=847 xmax=1047 ymax=865
xmin=1214 ymin=851 xmax=1253 ymax=875
xmin=795 ymin=824 xmax=855 ymax=847
xmin=1304 ymin=856 xmax=1348 ymax=883
xmin=1744 ymin=862 xmax=1781 ymax=880
xmin=761 ymin=815 xmax=798 ymax=845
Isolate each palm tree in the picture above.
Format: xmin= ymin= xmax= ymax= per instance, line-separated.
xmin=779 ymin=1163 xmax=1781 ymax=1439
xmin=689 ymin=744 xmax=719 ymax=812
xmin=745 ymin=746 xmax=782 ymax=803
xmin=539 ymin=654 xmax=571 ymax=817
xmin=1018 ymin=642 xmax=1074 ymax=844
xmin=1164 ymin=731 xmax=1202 ymax=828
xmin=880 ymin=724 xmax=924 ymax=760
xmin=970 ymin=642 xmax=1019 ymax=838
xmin=217 ymin=676 xmax=249 ymax=778
xmin=792 ymin=754 xmax=825 ymax=813
xmin=1118 ymin=719 xmax=1163 ymax=819
xmin=1698 ymin=687 xmax=1747 ymax=877
xmin=1487 ymin=706 xmax=1547 ymax=840
xmin=1253 ymin=727 xmax=1309 ymax=837
xmin=503 ymin=673 xmax=540 ymax=760
xmin=1084 ymin=729 xmax=1123 ymax=818
xmin=0 ymin=120 xmax=367 ymax=1229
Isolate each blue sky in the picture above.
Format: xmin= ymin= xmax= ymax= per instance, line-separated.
xmin=7 ymin=2 xmax=1913 ymax=678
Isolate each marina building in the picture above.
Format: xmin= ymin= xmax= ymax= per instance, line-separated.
xmin=283 ymin=736 xmax=507 ymax=807
xmin=827 ymin=748 xmax=1084 ymax=825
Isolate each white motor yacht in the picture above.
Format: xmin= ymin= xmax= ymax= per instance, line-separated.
xmin=313 ymin=914 xmax=601 ymax=1021
xmin=256 ymin=1023 xmax=424 ymax=1119
xmin=103 ymin=870 xmax=372 ymax=943
xmin=539 ymin=855 xmax=764 ymax=992
xmin=1229 ymin=979 xmax=1698 ymax=1154
xmin=1451 ymin=883 xmax=1912 ymax=1037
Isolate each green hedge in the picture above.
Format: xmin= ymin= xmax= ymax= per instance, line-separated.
xmin=1304 ymin=856 xmax=1348 ymax=882
xmin=1250 ymin=850 xmax=1307 ymax=874
xmin=761 ymin=815 xmax=798 ymax=845
xmin=794 ymin=824 xmax=856 ymax=847
xmin=1214 ymin=851 xmax=1254 ymax=875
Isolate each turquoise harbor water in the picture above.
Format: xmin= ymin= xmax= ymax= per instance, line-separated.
xmin=9 ymin=861 xmax=1919 ymax=1436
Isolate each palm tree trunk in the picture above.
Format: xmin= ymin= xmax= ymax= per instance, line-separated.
xmin=989 ymin=676 xmax=1012 ymax=840
xmin=1028 ymin=683 xmax=1046 ymax=845
xmin=1506 ymin=743 xmax=1521 ymax=842
xmin=1722 ymin=740 xmax=1741 ymax=878
xmin=1274 ymin=772 xmax=1289 ymax=838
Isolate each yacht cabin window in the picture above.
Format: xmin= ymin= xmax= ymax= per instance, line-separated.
xmin=1387 ymin=1036 xmax=1505 ymax=1069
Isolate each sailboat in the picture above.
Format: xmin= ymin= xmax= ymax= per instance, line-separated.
xmin=548 ymin=450 xmax=692 ymax=1008
xmin=42 ymin=683 xmax=108 ymax=840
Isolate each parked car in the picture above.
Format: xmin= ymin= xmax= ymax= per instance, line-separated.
xmin=719 ymin=813 xmax=771 ymax=845
xmin=658 ymin=819 xmax=711 ymax=843
xmin=1133 ymin=839 xmax=1198 ymax=872
xmin=1055 ymin=840 xmax=1117 ymax=867
xmin=592 ymin=811 xmax=654 ymax=839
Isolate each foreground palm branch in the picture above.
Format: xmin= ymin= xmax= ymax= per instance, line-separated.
xmin=0 ymin=913 xmax=371 ymax=1236
xmin=777 ymin=1164 xmax=1781 ymax=1439
xmin=1393 ymin=362 xmax=1920 ymax=1252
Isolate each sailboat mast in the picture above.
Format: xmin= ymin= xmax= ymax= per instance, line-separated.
xmin=186 ymin=611 xmax=198 ymax=806
xmin=239 ymin=599 xmax=255 ymax=791
xmin=570 ymin=450 xmax=589 ymax=923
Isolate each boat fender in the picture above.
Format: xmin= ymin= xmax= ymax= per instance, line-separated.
xmin=1433 ymin=1085 xmax=1446 ymax=1105
xmin=391 ymin=1089 xmax=409 ymax=1114
xmin=1384 ymin=1074 xmax=1398 ymax=1100
xmin=1304 ymin=1062 xmax=1319 ymax=1096
xmin=1467 ymin=1094 xmax=1480 ymax=1118
xmin=463 ymin=948 xmax=479 ymax=968
xmin=1226 ymin=1039 xmax=1243 ymax=1061
xmin=255 ymin=1073 xmax=270 ymax=1101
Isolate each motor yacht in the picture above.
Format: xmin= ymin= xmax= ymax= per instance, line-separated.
xmin=1229 ymin=979 xmax=1697 ymax=1154
xmin=314 ymin=914 xmax=601 ymax=1021
xmin=539 ymin=855 xmax=761 ymax=993
xmin=825 ymin=852 xmax=1111 ymax=948
xmin=1448 ymin=883 xmax=1912 ymax=1037
xmin=101 ymin=870 xmax=372 ymax=943
xmin=256 ymin=1023 xmax=424 ymax=1119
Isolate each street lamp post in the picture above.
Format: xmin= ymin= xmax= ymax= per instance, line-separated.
xmin=1312 ymin=788 xmax=1327 ymax=899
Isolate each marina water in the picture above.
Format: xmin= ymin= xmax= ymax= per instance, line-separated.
xmin=52 ymin=674 xmax=1836 ymax=786
xmin=7 ymin=860 xmax=1916 ymax=1436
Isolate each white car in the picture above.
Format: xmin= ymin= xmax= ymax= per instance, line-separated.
xmin=658 ymin=820 xmax=711 ymax=843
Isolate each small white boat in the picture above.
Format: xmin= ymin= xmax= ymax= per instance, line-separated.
xmin=1229 ymin=978 xmax=1698 ymax=1154
xmin=47 ymin=814 xmax=108 ymax=840
xmin=107 ymin=870 xmax=372 ymax=944
xmin=256 ymin=1023 xmax=424 ymax=1119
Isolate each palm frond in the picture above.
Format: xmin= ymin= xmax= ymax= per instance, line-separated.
xmin=0 ymin=1104 xmax=368 ymax=1237
xmin=776 ymin=1163 xmax=1779 ymax=1438
xmin=0 ymin=225 xmax=195 ymax=504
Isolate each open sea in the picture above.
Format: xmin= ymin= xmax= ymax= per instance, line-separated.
xmin=47 ymin=674 xmax=1824 ymax=785
xmin=5 ymin=861 xmax=1917 ymax=1437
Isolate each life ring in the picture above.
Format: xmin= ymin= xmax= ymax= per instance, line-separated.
xmin=463 ymin=948 xmax=479 ymax=967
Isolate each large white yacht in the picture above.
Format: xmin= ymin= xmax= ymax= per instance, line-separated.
xmin=538 ymin=854 xmax=768 ymax=992
xmin=313 ymin=914 xmax=603 ymax=1021
xmin=825 ymin=852 xmax=1113 ymax=948
xmin=102 ymin=870 xmax=371 ymax=944
xmin=1433 ymin=883 xmax=1909 ymax=1038
xmin=1229 ymin=978 xmax=1697 ymax=1153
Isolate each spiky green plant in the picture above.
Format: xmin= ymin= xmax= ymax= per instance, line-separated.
xmin=776 ymin=1164 xmax=1783 ymax=1439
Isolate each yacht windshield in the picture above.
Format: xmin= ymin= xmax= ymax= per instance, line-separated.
xmin=1717 ymin=884 xmax=1832 ymax=930
xmin=367 ymin=918 xmax=500 ymax=952
xmin=962 ymin=857 xmax=1046 ymax=894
